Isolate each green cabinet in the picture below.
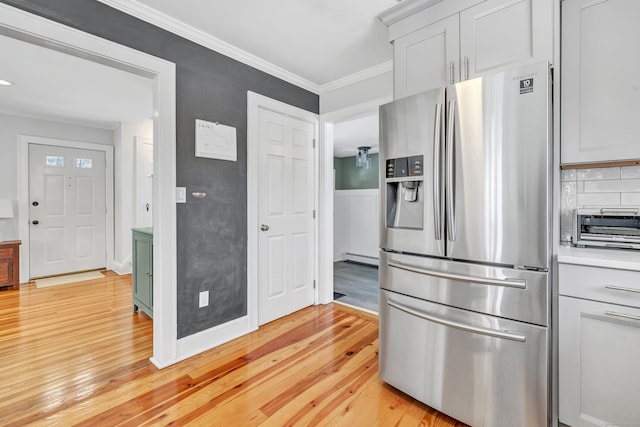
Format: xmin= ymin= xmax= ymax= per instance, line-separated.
xmin=132 ymin=227 xmax=153 ymax=318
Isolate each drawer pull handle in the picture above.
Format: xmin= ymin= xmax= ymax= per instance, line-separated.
xmin=605 ymin=285 xmax=640 ymax=294
xmin=388 ymin=259 xmax=526 ymax=289
xmin=387 ymin=299 xmax=527 ymax=342
xmin=605 ymin=311 xmax=640 ymax=322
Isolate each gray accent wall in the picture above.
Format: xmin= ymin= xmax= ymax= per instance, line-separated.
xmin=3 ymin=0 xmax=319 ymax=338
xmin=334 ymin=154 xmax=380 ymax=190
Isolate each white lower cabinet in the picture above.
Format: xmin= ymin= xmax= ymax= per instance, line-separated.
xmin=559 ymin=296 xmax=640 ymax=426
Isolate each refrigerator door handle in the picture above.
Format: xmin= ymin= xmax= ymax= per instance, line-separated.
xmin=387 ymin=298 xmax=527 ymax=342
xmin=388 ymin=259 xmax=527 ymax=289
xmin=446 ymin=100 xmax=456 ymax=241
xmin=433 ymin=103 xmax=443 ymax=240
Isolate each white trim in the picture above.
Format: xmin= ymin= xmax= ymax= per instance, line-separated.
xmin=96 ymin=0 xmax=318 ymax=93
xmin=111 ymin=254 xmax=132 ymax=275
xmin=318 ymin=95 xmax=393 ymax=305
xmin=318 ymin=61 xmax=393 ymax=95
xmin=247 ymin=91 xmax=320 ymax=328
xmin=377 ymin=0 xmax=443 ymax=26
xmin=17 ymin=135 xmax=114 ymax=282
xmin=174 ymin=315 xmax=253 ymax=365
xmin=0 ymin=3 xmax=178 ymax=369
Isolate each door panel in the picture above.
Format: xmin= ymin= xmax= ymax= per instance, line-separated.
xmin=258 ymin=108 xmax=315 ymax=325
xmin=380 ymin=88 xmax=445 ymax=257
xmin=29 ymin=144 xmax=106 ymax=278
xmin=446 ymin=62 xmax=550 ymax=269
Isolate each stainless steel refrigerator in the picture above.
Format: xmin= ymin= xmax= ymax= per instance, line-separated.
xmin=378 ymin=62 xmax=552 ymax=427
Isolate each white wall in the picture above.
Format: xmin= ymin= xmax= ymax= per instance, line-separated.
xmin=0 ymin=113 xmax=113 ymax=242
xmin=320 ymin=71 xmax=393 ymax=114
xmin=334 ymin=189 xmax=379 ymax=266
xmin=113 ymin=120 xmax=153 ymax=274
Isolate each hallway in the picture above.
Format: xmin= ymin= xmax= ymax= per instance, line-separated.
xmin=333 ymin=261 xmax=379 ymax=312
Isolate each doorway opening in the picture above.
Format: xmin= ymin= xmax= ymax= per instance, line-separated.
xmin=1 ymin=4 xmax=177 ymax=368
xmin=331 ymin=111 xmax=381 ymax=313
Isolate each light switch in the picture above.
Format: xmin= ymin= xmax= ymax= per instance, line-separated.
xmin=176 ymin=187 xmax=186 ymax=203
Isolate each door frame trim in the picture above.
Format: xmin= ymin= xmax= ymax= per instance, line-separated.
xmin=1 ymin=3 xmax=178 ymax=369
xmin=247 ymin=91 xmax=319 ymax=329
xmin=19 ymin=136 xmax=114 ymax=280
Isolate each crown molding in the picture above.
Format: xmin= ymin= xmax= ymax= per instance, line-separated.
xmin=96 ymin=0 xmax=320 ymax=93
xmin=318 ymin=60 xmax=393 ymax=94
xmin=377 ymin=0 xmax=443 ymax=26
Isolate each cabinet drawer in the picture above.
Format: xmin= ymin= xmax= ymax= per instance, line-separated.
xmin=0 ymin=248 xmax=12 ymax=259
xmin=559 ymin=264 xmax=640 ymax=309
xmin=559 ymin=296 xmax=640 ymax=426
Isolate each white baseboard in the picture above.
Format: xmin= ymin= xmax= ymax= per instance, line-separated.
xmin=111 ymin=255 xmax=132 ymax=275
xmin=345 ymin=253 xmax=378 ymax=266
xmin=174 ymin=315 xmax=257 ymax=365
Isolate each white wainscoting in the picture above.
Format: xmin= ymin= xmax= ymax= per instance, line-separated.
xmin=334 ymin=189 xmax=379 ymax=265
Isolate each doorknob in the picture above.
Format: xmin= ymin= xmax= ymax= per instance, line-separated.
xmin=260 ymin=224 xmax=269 ymax=231
xmin=32 ymin=201 xmax=39 ymax=206
xmin=32 ymin=220 xmax=39 ymax=225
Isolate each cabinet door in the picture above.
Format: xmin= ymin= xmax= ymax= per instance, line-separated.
xmin=133 ymin=234 xmax=152 ymax=310
xmin=561 ymin=0 xmax=640 ymax=164
xmin=459 ymin=0 xmax=553 ymax=80
xmin=393 ymin=14 xmax=459 ymax=99
xmin=559 ymin=296 xmax=640 ymax=427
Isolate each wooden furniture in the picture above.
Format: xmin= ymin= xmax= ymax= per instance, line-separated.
xmin=561 ymin=0 xmax=640 ymax=164
xmin=558 ymin=249 xmax=640 ymax=426
xmin=132 ymin=228 xmax=153 ymax=318
xmin=382 ymin=0 xmax=553 ymax=99
xmin=0 ymin=240 xmax=21 ymax=290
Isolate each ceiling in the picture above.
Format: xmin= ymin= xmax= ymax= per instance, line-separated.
xmin=102 ymin=0 xmax=399 ymax=87
xmin=0 ymin=35 xmax=153 ymax=130
xmin=333 ymin=113 xmax=379 ymax=158
xmin=0 ymin=0 xmax=397 ymax=148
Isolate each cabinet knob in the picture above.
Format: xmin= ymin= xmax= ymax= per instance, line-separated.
xmin=32 ymin=201 xmax=39 ymax=206
xmin=32 ymin=220 xmax=39 ymax=225
xmin=145 ymin=272 xmax=152 ymax=277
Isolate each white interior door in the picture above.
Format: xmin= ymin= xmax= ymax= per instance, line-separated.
xmin=258 ymin=108 xmax=315 ymax=325
xmin=135 ymin=136 xmax=153 ymax=227
xmin=29 ymin=144 xmax=106 ymax=278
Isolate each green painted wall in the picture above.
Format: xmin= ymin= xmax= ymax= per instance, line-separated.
xmin=334 ymin=153 xmax=379 ymax=190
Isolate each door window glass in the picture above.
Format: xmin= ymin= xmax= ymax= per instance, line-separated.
xmin=76 ymin=158 xmax=93 ymax=169
xmin=45 ymin=155 xmax=64 ymax=167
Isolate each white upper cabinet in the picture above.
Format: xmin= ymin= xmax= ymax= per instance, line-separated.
xmin=384 ymin=0 xmax=553 ymax=100
xmin=459 ymin=0 xmax=553 ymax=80
xmin=394 ymin=14 xmax=460 ymax=99
xmin=561 ymin=0 xmax=640 ymax=164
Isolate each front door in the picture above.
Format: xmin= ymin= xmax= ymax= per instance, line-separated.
xmin=258 ymin=108 xmax=315 ymax=325
xmin=29 ymin=144 xmax=106 ymax=278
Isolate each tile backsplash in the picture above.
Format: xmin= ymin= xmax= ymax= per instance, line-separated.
xmin=560 ymin=165 xmax=640 ymax=241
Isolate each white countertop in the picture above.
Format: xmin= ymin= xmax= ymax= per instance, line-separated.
xmin=558 ymin=244 xmax=640 ymax=271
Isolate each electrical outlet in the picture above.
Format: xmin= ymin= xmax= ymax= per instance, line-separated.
xmin=199 ymin=290 xmax=209 ymax=308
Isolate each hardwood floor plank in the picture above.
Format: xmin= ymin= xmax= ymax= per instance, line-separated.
xmin=0 ymin=273 xmax=468 ymax=426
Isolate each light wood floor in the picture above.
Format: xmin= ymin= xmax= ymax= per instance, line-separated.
xmin=0 ymin=271 xmax=467 ymax=426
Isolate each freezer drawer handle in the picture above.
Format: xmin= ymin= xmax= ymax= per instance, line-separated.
xmin=605 ymin=311 xmax=640 ymax=322
xmin=387 ymin=298 xmax=527 ymax=342
xmin=605 ymin=285 xmax=640 ymax=294
xmin=388 ymin=259 xmax=527 ymax=289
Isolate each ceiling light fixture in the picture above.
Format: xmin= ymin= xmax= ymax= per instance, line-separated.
xmin=356 ymin=146 xmax=372 ymax=169
xmin=0 ymin=80 xmax=12 ymax=86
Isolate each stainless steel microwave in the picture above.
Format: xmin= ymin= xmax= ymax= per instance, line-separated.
xmin=572 ymin=208 xmax=640 ymax=250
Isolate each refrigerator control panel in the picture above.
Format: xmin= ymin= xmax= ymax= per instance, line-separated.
xmin=386 ymin=155 xmax=424 ymax=178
